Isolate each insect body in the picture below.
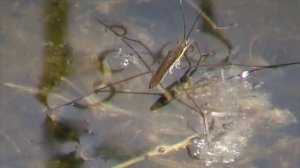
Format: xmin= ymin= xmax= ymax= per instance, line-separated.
xmin=149 ymin=39 xmax=193 ymax=89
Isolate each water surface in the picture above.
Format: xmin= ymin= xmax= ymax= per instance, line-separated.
xmin=1 ymin=0 xmax=300 ymax=168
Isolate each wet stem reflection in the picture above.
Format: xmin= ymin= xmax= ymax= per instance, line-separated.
xmin=37 ymin=0 xmax=72 ymax=108
xmin=38 ymin=0 xmax=83 ymax=168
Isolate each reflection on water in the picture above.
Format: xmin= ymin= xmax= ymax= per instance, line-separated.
xmin=1 ymin=0 xmax=300 ymax=168
xmin=191 ymin=0 xmax=234 ymax=54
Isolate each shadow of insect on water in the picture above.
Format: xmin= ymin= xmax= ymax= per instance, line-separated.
xmin=44 ymin=0 xmax=300 ymax=167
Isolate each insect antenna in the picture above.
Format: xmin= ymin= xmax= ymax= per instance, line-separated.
xmin=179 ymin=0 xmax=186 ymax=39
xmin=186 ymin=14 xmax=201 ymax=40
xmin=180 ymin=0 xmax=201 ymax=41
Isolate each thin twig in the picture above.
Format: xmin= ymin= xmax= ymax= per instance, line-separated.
xmin=113 ymin=134 xmax=197 ymax=168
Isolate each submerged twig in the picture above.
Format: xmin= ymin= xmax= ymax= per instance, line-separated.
xmin=0 ymin=129 xmax=21 ymax=154
xmin=113 ymin=134 xmax=197 ymax=168
xmin=3 ymin=82 xmax=69 ymax=103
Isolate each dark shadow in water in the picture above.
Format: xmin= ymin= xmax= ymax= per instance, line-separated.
xmin=95 ymin=143 xmax=133 ymax=163
xmin=47 ymin=151 xmax=84 ymax=168
xmin=43 ymin=115 xmax=84 ymax=168
xmin=43 ymin=115 xmax=80 ymax=143
xmin=36 ymin=0 xmax=72 ymax=108
xmin=196 ymin=0 xmax=233 ymax=54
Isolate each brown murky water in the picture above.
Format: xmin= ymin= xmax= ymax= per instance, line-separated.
xmin=1 ymin=0 xmax=300 ymax=168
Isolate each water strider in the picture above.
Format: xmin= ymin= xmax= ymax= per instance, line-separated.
xmin=37 ymin=1 xmax=300 ymax=167
xmin=44 ymin=14 xmax=300 ymax=168
xmin=45 ymin=0 xmax=300 ymax=134
xmin=148 ymin=39 xmax=193 ymax=89
xmin=148 ymin=0 xmax=238 ymax=89
xmin=149 ymin=0 xmax=201 ymax=89
xmin=146 ymin=0 xmax=214 ymax=142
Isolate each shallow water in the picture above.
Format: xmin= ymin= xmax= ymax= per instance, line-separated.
xmin=1 ymin=0 xmax=300 ymax=168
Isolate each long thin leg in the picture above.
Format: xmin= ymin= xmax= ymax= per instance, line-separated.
xmin=179 ymin=81 xmax=209 ymax=144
